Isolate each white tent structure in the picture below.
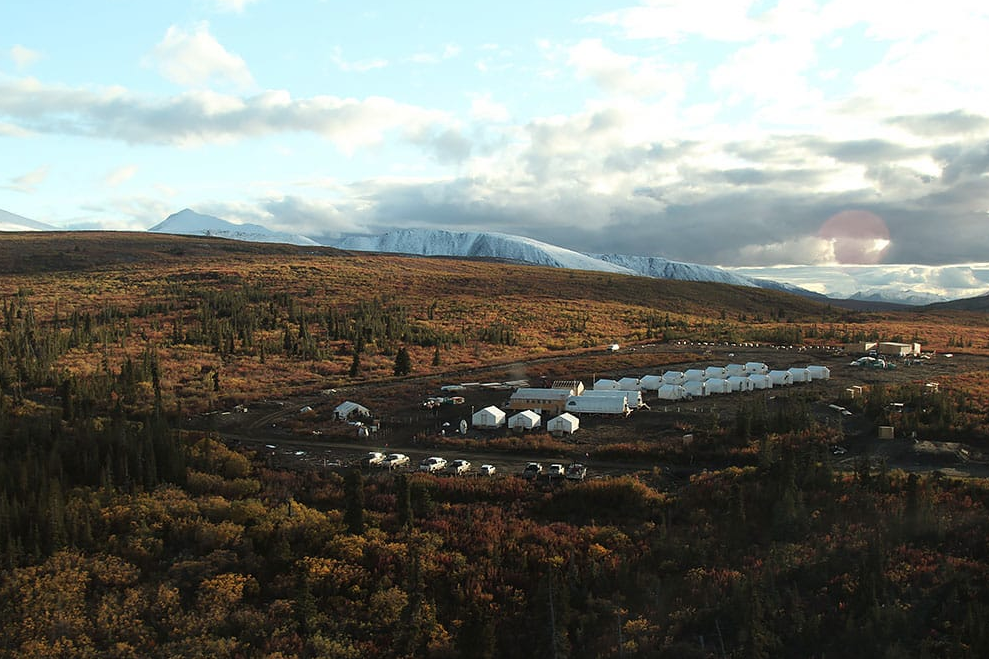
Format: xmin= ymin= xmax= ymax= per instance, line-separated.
xmin=745 ymin=362 xmax=769 ymax=374
xmin=683 ymin=380 xmax=707 ymax=397
xmin=788 ymin=367 xmax=812 ymax=383
xmin=334 ymin=401 xmax=370 ymax=420
xmin=593 ymin=378 xmax=620 ymax=390
xmin=657 ymin=384 xmax=688 ymax=401
xmin=508 ymin=410 xmax=541 ymax=431
xmin=547 ymin=412 xmax=580 ymax=435
xmin=684 ymin=369 xmax=706 ymax=382
xmin=769 ymin=370 xmax=793 ymax=386
xmin=662 ymin=371 xmax=686 ymax=385
xmin=748 ymin=374 xmax=773 ymax=390
xmin=807 ymin=365 xmax=831 ymax=380
xmin=617 ymin=377 xmax=641 ymax=391
xmin=705 ymin=366 xmax=728 ymax=379
xmin=705 ymin=378 xmax=731 ymax=394
xmin=727 ymin=375 xmax=754 ymax=392
xmin=638 ymin=374 xmax=664 ymax=391
xmin=472 ymin=405 xmax=506 ymax=428
xmin=725 ymin=363 xmax=747 ymax=377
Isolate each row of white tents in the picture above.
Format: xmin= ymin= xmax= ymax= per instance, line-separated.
xmin=595 ymin=364 xmax=831 ymax=401
xmin=472 ymin=405 xmax=580 ymax=435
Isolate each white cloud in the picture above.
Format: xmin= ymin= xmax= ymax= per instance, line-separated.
xmin=737 ymin=236 xmax=837 ymax=266
xmin=0 ymin=78 xmax=455 ymax=153
xmin=148 ymin=23 xmax=254 ymax=89
xmin=209 ymin=0 xmax=260 ymax=12
xmin=409 ymin=44 xmax=461 ymax=65
xmin=105 ymin=164 xmax=139 ymax=187
xmin=10 ymin=45 xmax=42 ymax=69
xmin=331 ymin=47 xmax=388 ymax=72
xmin=469 ymin=93 xmax=510 ymax=123
xmin=567 ymin=39 xmax=687 ymax=99
xmin=4 ymin=165 xmax=49 ymax=193
xmin=585 ymin=0 xmax=761 ymax=42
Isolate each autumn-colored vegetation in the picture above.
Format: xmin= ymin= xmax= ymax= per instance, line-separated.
xmin=4 ymin=232 xmax=989 ymax=657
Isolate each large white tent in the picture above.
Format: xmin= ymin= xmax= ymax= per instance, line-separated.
xmin=472 ymin=405 xmax=506 ymax=428
xmin=508 ymin=410 xmax=541 ymax=431
xmin=547 ymin=412 xmax=580 ymax=435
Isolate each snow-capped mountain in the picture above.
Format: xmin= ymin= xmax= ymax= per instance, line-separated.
xmin=0 ymin=208 xmax=59 ymax=232
xmin=329 ymin=228 xmax=638 ymax=275
xmin=149 ymin=209 xmax=319 ymax=246
xmin=849 ymin=289 xmax=948 ymax=306
xmin=592 ymin=253 xmax=757 ymax=288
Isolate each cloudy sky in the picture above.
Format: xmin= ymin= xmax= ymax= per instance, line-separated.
xmin=2 ymin=0 xmax=988 ymax=297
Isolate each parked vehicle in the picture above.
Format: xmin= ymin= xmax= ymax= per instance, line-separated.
xmin=479 ymin=464 xmax=496 ymax=476
xmin=547 ymin=464 xmax=565 ymax=478
xmin=419 ymin=456 xmax=448 ymax=473
xmin=363 ymin=451 xmax=386 ymax=467
xmin=448 ymin=459 xmax=471 ymax=475
xmin=383 ymin=453 xmax=409 ymax=469
xmin=565 ymin=463 xmax=588 ymax=481
xmin=522 ymin=462 xmax=543 ymax=479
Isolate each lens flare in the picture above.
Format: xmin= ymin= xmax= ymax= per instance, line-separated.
xmin=818 ymin=210 xmax=890 ymax=264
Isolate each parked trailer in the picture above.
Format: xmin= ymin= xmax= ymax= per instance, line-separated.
xmin=582 ymin=389 xmax=645 ymax=409
xmin=565 ymin=395 xmax=631 ymax=415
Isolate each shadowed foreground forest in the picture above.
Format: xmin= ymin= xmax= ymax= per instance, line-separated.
xmin=2 ymin=410 xmax=989 ymax=658
xmin=3 ymin=234 xmax=989 ymax=657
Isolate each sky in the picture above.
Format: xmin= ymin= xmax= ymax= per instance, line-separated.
xmin=2 ymin=0 xmax=988 ymax=298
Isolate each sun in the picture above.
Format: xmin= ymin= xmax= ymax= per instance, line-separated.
xmin=818 ymin=210 xmax=891 ymax=264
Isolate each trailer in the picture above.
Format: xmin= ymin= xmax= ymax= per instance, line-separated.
xmin=565 ymin=395 xmax=631 ymax=416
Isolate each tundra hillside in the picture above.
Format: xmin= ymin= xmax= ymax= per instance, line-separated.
xmin=3 ymin=232 xmax=989 ymax=658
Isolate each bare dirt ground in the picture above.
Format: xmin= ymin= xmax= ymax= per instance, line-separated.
xmin=201 ymin=341 xmax=989 ymax=481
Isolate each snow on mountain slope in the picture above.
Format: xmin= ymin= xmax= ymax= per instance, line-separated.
xmin=330 ymin=228 xmax=638 ymax=275
xmin=849 ymin=289 xmax=947 ymax=306
xmin=150 ymin=209 xmax=319 ymax=246
xmin=0 ymin=209 xmax=59 ymax=232
xmin=592 ymin=253 xmax=757 ymax=288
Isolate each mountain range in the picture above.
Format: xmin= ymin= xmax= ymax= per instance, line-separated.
xmin=4 ymin=206 xmax=983 ymax=306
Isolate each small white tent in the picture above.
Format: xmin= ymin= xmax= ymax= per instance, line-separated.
xmin=725 ymin=363 xmax=747 ymax=376
xmin=334 ymin=401 xmax=370 ymax=420
xmin=684 ymin=369 xmax=706 ymax=382
xmin=662 ymin=371 xmax=686 ymax=385
xmin=638 ymin=374 xmax=664 ymax=391
xmin=547 ymin=412 xmax=579 ymax=435
xmin=683 ymin=380 xmax=707 ymax=397
xmin=508 ymin=410 xmax=541 ymax=431
xmin=748 ymin=374 xmax=773 ymax=390
xmin=807 ymin=365 xmax=831 ymax=380
xmin=769 ymin=370 xmax=793 ymax=386
xmin=617 ymin=377 xmax=641 ymax=391
xmin=744 ymin=362 xmax=769 ymax=374
xmin=593 ymin=378 xmax=620 ymax=390
xmin=657 ymin=384 xmax=688 ymax=401
xmin=705 ymin=366 xmax=728 ymax=379
xmin=727 ymin=375 xmax=754 ymax=392
xmin=788 ymin=367 xmax=812 ymax=383
xmin=472 ymin=405 xmax=506 ymax=428
xmin=705 ymin=378 xmax=731 ymax=394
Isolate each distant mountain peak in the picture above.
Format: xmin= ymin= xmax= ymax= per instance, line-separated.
xmin=0 ymin=208 xmax=59 ymax=232
xmin=150 ymin=209 xmax=319 ymax=246
xmin=330 ymin=228 xmax=639 ymax=275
